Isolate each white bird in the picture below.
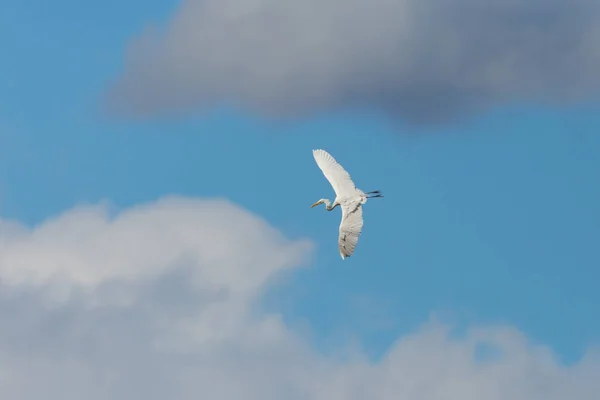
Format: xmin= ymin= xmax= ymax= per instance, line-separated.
xmin=310 ymin=149 xmax=383 ymax=259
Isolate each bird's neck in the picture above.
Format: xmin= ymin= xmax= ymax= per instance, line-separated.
xmin=324 ymin=199 xmax=338 ymax=211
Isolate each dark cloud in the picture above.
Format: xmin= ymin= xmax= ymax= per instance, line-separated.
xmin=108 ymin=0 xmax=600 ymax=123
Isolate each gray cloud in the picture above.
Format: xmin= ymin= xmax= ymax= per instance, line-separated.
xmin=108 ymin=0 xmax=600 ymax=123
xmin=1 ymin=196 xmax=599 ymax=399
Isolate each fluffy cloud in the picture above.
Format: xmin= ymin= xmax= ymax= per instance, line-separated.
xmin=108 ymin=0 xmax=600 ymax=123
xmin=0 ymin=196 xmax=598 ymax=399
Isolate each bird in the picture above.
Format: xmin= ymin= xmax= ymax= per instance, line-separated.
xmin=310 ymin=149 xmax=383 ymax=260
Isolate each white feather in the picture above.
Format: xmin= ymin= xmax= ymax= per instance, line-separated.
xmin=312 ymin=149 xmax=380 ymax=259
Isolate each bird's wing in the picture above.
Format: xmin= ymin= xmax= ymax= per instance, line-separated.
xmin=312 ymin=149 xmax=356 ymax=198
xmin=338 ymin=202 xmax=364 ymax=260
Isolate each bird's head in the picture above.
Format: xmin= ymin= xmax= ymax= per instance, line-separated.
xmin=310 ymin=199 xmax=328 ymax=208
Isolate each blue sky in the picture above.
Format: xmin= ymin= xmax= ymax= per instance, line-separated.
xmin=2 ymin=1 xmax=600 ymax=397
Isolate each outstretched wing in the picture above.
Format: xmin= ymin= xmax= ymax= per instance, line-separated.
xmin=313 ymin=149 xmax=356 ymax=198
xmin=338 ymin=202 xmax=364 ymax=260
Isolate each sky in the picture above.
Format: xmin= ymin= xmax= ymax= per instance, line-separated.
xmin=1 ymin=0 xmax=600 ymax=398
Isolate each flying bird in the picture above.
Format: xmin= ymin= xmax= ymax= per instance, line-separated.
xmin=310 ymin=149 xmax=383 ymax=259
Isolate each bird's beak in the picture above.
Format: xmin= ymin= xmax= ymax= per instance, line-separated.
xmin=310 ymin=201 xmax=320 ymax=208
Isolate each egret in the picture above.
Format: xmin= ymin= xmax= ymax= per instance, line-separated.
xmin=310 ymin=149 xmax=383 ymax=259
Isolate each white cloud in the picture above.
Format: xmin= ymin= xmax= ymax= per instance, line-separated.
xmin=0 ymin=197 xmax=309 ymax=300
xmin=0 ymin=196 xmax=598 ymax=399
xmin=108 ymin=0 xmax=600 ymax=123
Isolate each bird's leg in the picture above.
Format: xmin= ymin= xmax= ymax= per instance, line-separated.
xmin=366 ymin=190 xmax=383 ymax=198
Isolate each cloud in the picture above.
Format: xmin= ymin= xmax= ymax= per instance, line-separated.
xmin=0 ymin=196 xmax=599 ymax=399
xmin=108 ymin=0 xmax=600 ymax=124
